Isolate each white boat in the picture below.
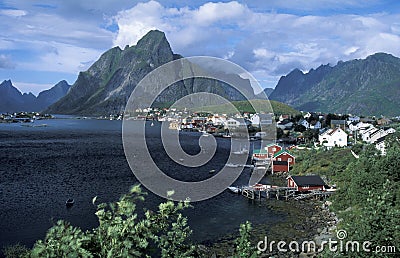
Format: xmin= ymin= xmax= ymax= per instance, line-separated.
xmin=228 ymin=186 xmax=241 ymax=193
xmin=66 ymin=198 xmax=74 ymax=207
xmin=151 ymin=122 xmax=154 ymax=126
xmin=243 ymin=164 xmax=254 ymax=168
xmin=225 ymin=163 xmax=240 ymax=168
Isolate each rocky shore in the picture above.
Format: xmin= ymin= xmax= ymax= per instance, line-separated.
xmin=199 ymin=175 xmax=339 ymax=257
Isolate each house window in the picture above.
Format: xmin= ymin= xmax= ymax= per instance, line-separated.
xmin=272 ymin=148 xmax=276 ymax=151
xmin=278 ymin=158 xmax=281 ymax=161
xmin=288 ymin=158 xmax=292 ymax=162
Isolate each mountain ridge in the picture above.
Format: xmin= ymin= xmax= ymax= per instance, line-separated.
xmin=268 ymin=52 xmax=400 ymax=116
xmin=46 ymin=30 xmax=255 ymax=115
xmin=0 ymin=80 xmax=70 ymax=113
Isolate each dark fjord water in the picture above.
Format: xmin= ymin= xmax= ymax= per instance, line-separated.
xmin=0 ymin=118 xmax=284 ymax=252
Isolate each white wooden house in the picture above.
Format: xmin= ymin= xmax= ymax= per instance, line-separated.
xmin=319 ymin=128 xmax=348 ymax=147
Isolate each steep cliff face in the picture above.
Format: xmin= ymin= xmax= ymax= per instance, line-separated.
xmin=269 ymin=53 xmax=400 ymax=116
xmin=47 ymin=30 xmax=254 ymax=115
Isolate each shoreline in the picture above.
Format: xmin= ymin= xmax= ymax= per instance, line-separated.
xmin=200 ymin=175 xmax=338 ymax=257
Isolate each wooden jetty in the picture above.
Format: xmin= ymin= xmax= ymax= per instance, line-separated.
xmin=239 ymin=185 xmax=333 ymax=201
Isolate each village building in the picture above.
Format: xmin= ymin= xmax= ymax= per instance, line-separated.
xmin=250 ymin=113 xmax=273 ymax=127
xmin=330 ymin=120 xmax=346 ymax=130
xmin=375 ymin=136 xmax=387 ymax=155
xmin=298 ymin=119 xmax=310 ymax=129
xmin=287 ymin=175 xmax=327 ymax=192
xmin=271 ymin=150 xmax=295 ymax=173
xmin=319 ymin=128 xmax=348 ymax=147
xmin=309 ymin=120 xmax=322 ymax=130
xmin=252 ymin=149 xmax=269 ymax=161
xmin=277 ymin=120 xmax=293 ymax=130
xmin=264 ymin=143 xmax=282 ymax=157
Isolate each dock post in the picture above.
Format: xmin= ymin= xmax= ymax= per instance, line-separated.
xmin=276 ymin=189 xmax=279 ymax=200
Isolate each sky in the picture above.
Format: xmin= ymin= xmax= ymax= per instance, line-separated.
xmin=1 ymin=0 xmax=400 ymax=95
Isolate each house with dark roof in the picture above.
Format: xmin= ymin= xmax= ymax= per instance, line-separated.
xmin=287 ymin=175 xmax=327 ymax=192
xmin=331 ymin=120 xmax=346 ymax=130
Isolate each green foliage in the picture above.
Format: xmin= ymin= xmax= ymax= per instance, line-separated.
xmin=331 ymin=143 xmax=400 ymax=257
xmin=2 ymin=243 xmax=29 ymax=258
xmin=31 ymin=221 xmax=92 ymax=257
xmin=234 ymin=221 xmax=258 ymax=258
xmin=28 ymin=185 xmax=195 ymax=258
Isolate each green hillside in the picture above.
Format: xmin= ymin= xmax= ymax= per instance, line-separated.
xmin=190 ymin=99 xmax=300 ymax=116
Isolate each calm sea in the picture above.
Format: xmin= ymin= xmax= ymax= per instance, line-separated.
xmin=0 ymin=117 xmax=284 ymax=252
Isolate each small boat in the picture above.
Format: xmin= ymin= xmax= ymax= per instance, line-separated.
xmin=150 ymin=122 xmax=154 ymax=126
xmin=228 ymin=186 xmax=241 ymax=194
xmin=66 ymin=199 xmax=74 ymax=207
xmin=243 ymin=164 xmax=254 ymax=168
xmin=222 ymin=134 xmax=231 ymax=138
xmin=209 ymin=169 xmax=216 ymax=174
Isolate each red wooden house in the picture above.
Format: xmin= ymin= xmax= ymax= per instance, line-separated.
xmin=265 ymin=143 xmax=282 ymax=157
xmin=274 ymin=150 xmax=295 ymax=166
xmin=287 ymin=175 xmax=327 ymax=192
xmin=271 ymin=150 xmax=295 ymax=173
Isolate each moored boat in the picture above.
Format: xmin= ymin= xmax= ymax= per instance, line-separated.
xmin=66 ymin=198 xmax=74 ymax=207
xmin=228 ymin=186 xmax=241 ymax=194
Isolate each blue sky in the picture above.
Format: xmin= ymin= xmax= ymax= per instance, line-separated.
xmin=1 ymin=0 xmax=400 ymax=95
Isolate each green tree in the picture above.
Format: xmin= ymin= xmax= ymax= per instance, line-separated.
xmin=234 ymin=221 xmax=258 ymax=258
xmin=29 ymin=185 xmax=195 ymax=258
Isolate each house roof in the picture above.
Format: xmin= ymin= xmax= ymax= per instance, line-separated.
xmin=376 ymin=136 xmax=386 ymax=144
xmin=331 ymin=120 xmax=346 ymax=124
xmin=370 ymin=129 xmax=383 ymax=137
xmin=274 ymin=149 xmax=295 ymax=158
xmin=266 ymin=143 xmax=281 ymax=148
xmin=253 ymin=149 xmax=268 ymax=154
xmin=289 ymin=175 xmax=326 ymax=187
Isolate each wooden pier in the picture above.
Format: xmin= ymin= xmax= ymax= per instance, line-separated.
xmin=239 ymin=185 xmax=333 ymax=201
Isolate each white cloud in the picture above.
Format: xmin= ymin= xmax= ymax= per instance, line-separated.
xmin=0 ymin=9 xmax=27 ymax=17
xmin=18 ymin=41 xmax=103 ymax=74
xmin=2 ymin=0 xmax=400 ymax=92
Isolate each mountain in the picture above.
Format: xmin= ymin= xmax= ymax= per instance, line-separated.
xmin=0 ymin=80 xmax=27 ymax=112
xmin=36 ymin=80 xmax=71 ymax=111
xmin=255 ymin=87 xmax=274 ymax=99
xmin=46 ymin=30 xmax=255 ymax=115
xmin=0 ymin=80 xmax=70 ymax=113
xmin=263 ymin=88 xmax=274 ymax=97
xmin=269 ymin=53 xmax=400 ymax=116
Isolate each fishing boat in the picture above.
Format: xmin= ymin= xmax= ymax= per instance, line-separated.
xmin=209 ymin=169 xmax=216 ymax=174
xmin=228 ymin=186 xmax=241 ymax=194
xmin=66 ymin=198 xmax=74 ymax=207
